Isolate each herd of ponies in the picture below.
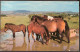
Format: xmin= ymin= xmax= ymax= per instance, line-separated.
xmin=4 ymin=15 xmax=70 ymax=45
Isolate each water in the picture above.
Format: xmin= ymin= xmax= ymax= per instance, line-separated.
xmin=0 ymin=30 xmax=79 ymax=51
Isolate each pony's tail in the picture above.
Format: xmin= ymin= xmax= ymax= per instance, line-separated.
xmin=64 ymin=20 xmax=70 ymax=33
xmin=64 ymin=20 xmax=70 ymax=43
xmin=42 ymin=25 xmax=49 ymax=39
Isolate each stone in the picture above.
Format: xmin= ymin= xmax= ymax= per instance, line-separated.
xmin=70 ymin=29 xmax=76 ymax=38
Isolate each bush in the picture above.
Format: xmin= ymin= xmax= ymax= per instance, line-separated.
xmin=59 ymin=13 xmax=68 ymax=18
xmin=1 ymin=15 xmax=7 ymax=17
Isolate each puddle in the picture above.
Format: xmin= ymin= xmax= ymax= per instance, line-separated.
xmin=0 ymin=30 xmax=79 ymax=51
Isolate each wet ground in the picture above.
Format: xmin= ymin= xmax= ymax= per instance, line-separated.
xmin=0 ymin=30 xmax=79 ymax=51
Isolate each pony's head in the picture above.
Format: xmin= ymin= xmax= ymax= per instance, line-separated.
xmin=4 ymin=23 xmax=14 ymax=32
xmin=31 ymin=15 xmax=37 ymax=22
xmin=43 ymin=15 xmax=48 ymax=19
xmin=4 ymin=24 xmax=8 ymax=32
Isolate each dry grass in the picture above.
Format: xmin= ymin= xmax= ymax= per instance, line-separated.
xmin=1 ymin=15 xmax=30 ymax=29
xmin=1 ymin=15 xmax=79 ymax=29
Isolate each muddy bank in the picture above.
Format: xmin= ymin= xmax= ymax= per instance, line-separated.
xmin=0 ymin=30 xmax=79 ymax=51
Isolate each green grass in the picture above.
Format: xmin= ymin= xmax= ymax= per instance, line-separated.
xmin=64 ymin=16 xmax=79 ymax=29
xmin=1 ymin=15 xmax=79 ymax=29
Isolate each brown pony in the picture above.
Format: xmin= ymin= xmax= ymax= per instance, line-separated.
xmin=27 ymin=21 xmax=49 ymax=45
xmin=42 ymin=15 xmax=63 ymax=20
xmin=31 ymin=15 xmax=70 ymax=43
xmin=4 ymin=23 xmax=26 ymax=38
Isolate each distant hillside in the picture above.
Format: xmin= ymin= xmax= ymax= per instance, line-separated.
xmin=1 ymin=10 xmax=79 ymax=15
xmin=1 ymin=11 xmax=13 ymax=15
xmin=62 ymin=11 xmax=79 ymax=14
xmin=14 ymin=10 xmax=30 ymax=13
xmin=1 ymin=10 xmax=30 ymax=15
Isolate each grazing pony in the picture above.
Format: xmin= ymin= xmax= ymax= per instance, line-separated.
xmin=31 ymin=15 xmax=70 ymax=43
xmin=42 ymin=15 xmax=54 ymax=20
xmin=4 ymin=23 xmax=26 ymax=38
xmin=27 ymin=21 xmax=49 ymax=45
xmin=53 ymin=16 xmax=63 ymax=19
xmin=48 ymin=16 xmax=54 ymax=20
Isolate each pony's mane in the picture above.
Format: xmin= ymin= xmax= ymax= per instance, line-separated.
xmin=5 ymin=23 xmax=15 ymax=25
xmin=33 ymin=15 xmax=44 ymax=20
xmin=33 ymin=21 xmax=40 ymax=25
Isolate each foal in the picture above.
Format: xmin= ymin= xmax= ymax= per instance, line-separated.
xmin=4 ymin=23 xmax=26 ymax=38
xmin=27 ymin=22 xmax=49 ymax=45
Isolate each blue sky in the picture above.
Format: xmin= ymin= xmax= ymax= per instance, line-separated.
xmin=1 ymin=1 xmax=79 ymax=12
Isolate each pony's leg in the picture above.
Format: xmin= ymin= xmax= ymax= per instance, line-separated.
xmin=23 ymin=30 xmax=26 ymax=37
xmin=65 ymin=32 xmax=70 ymax=43
xmin=56 ymin=31 xmax=60 ymax=40
xmin=60 ymin=33 xmax=63 ymax=43
xmin=32 ymin=32 xmax=36 ymax=42
xmin=41 ymin=34 xmax=44 ymax=44
xmin=38 ymin=35 xmax=40 ymax=40
xmin=51 ymin=32 xmax=56 ymax=40
xmin=36 ymin=35 xmax=40 ymax=41
xmin=36 ymin=34 xmax=39 ymax=40
xmin=28 ymin=33 xmax=31 ymax=42
xmin=13 ymin=32 xmax=15 ymax=39
xmin=45 ymin=36 xmax=49 ymax=45
xmin=49 ymin=32 xmax=51 ymax=39
xmin=51 ymin=32 xmax=53 ymax=35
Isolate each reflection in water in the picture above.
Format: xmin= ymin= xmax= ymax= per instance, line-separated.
xmin=12 ymin=38 xmax=27 ymax=51
xmin=0 ymin=31 xmax=79 ymax=51
xmin=65 ymin=44 xmax=70 ymax=51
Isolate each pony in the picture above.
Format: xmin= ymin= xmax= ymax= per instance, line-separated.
xmin=27 ymin=21 xmax=49 ymax=45
xmin=42 ymin=15 xmax=63 ymax=20
xmin=4 ymin=23 xmax=26 ymax=38
xmin=47 ymin=16 xmax=54 ymax=20
xmin=31 ymin=15 xmax=70 ymax=43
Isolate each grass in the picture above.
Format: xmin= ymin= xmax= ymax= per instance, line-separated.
xmin=64 ymin=16 xmax=79 ymax=29
xmin=1 ymin=15 xmax=79 ymax=29
xmin=1 ymin=15 xmax=31 ymax=29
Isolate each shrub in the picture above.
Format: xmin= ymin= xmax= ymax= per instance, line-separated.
xmin=1 ymin=15 xmax=7 ymax=17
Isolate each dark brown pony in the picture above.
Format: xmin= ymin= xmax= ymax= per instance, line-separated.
xmin=4 ymin=23 xmax=26 ymax=38
xmin=31 ymin=15 xmax=70 ymax=43
xmin=27 ymin=21 xmax=49 ymax=45
xmin=53 ymin=16 xmax=63 ymax=19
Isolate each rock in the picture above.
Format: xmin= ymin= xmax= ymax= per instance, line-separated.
xmin=70 ymin=29 xmax=76 ymax=38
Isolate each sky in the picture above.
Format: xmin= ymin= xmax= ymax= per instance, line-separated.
xmin=1 ymin=1 xmax=79 ymax=12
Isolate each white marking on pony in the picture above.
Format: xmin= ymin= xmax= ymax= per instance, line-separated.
xmin=47 ymin=16 xmax=54 ymax=20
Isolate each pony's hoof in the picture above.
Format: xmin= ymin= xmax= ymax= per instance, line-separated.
xmin=13 ymin=38 xmax=15 ymax=40
xmin=68 ymin=41 xmax=70 ymax=43
xmin=29 ymin=40 xmax=30 ymax=43
xmin=59 ymin=41 xmax=62 ymax=44
xmin=46 ymin=43 xmax=48 ymax=45
xmin=53 ymin=38 xmax=55 ymax=40
xmin=36 ymin=38 xmax=38 ymax=40
xmin=34 ymin=40 xmax=36 ymax=42
xmin=42 ymin=42 xmax=44 ymax=45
